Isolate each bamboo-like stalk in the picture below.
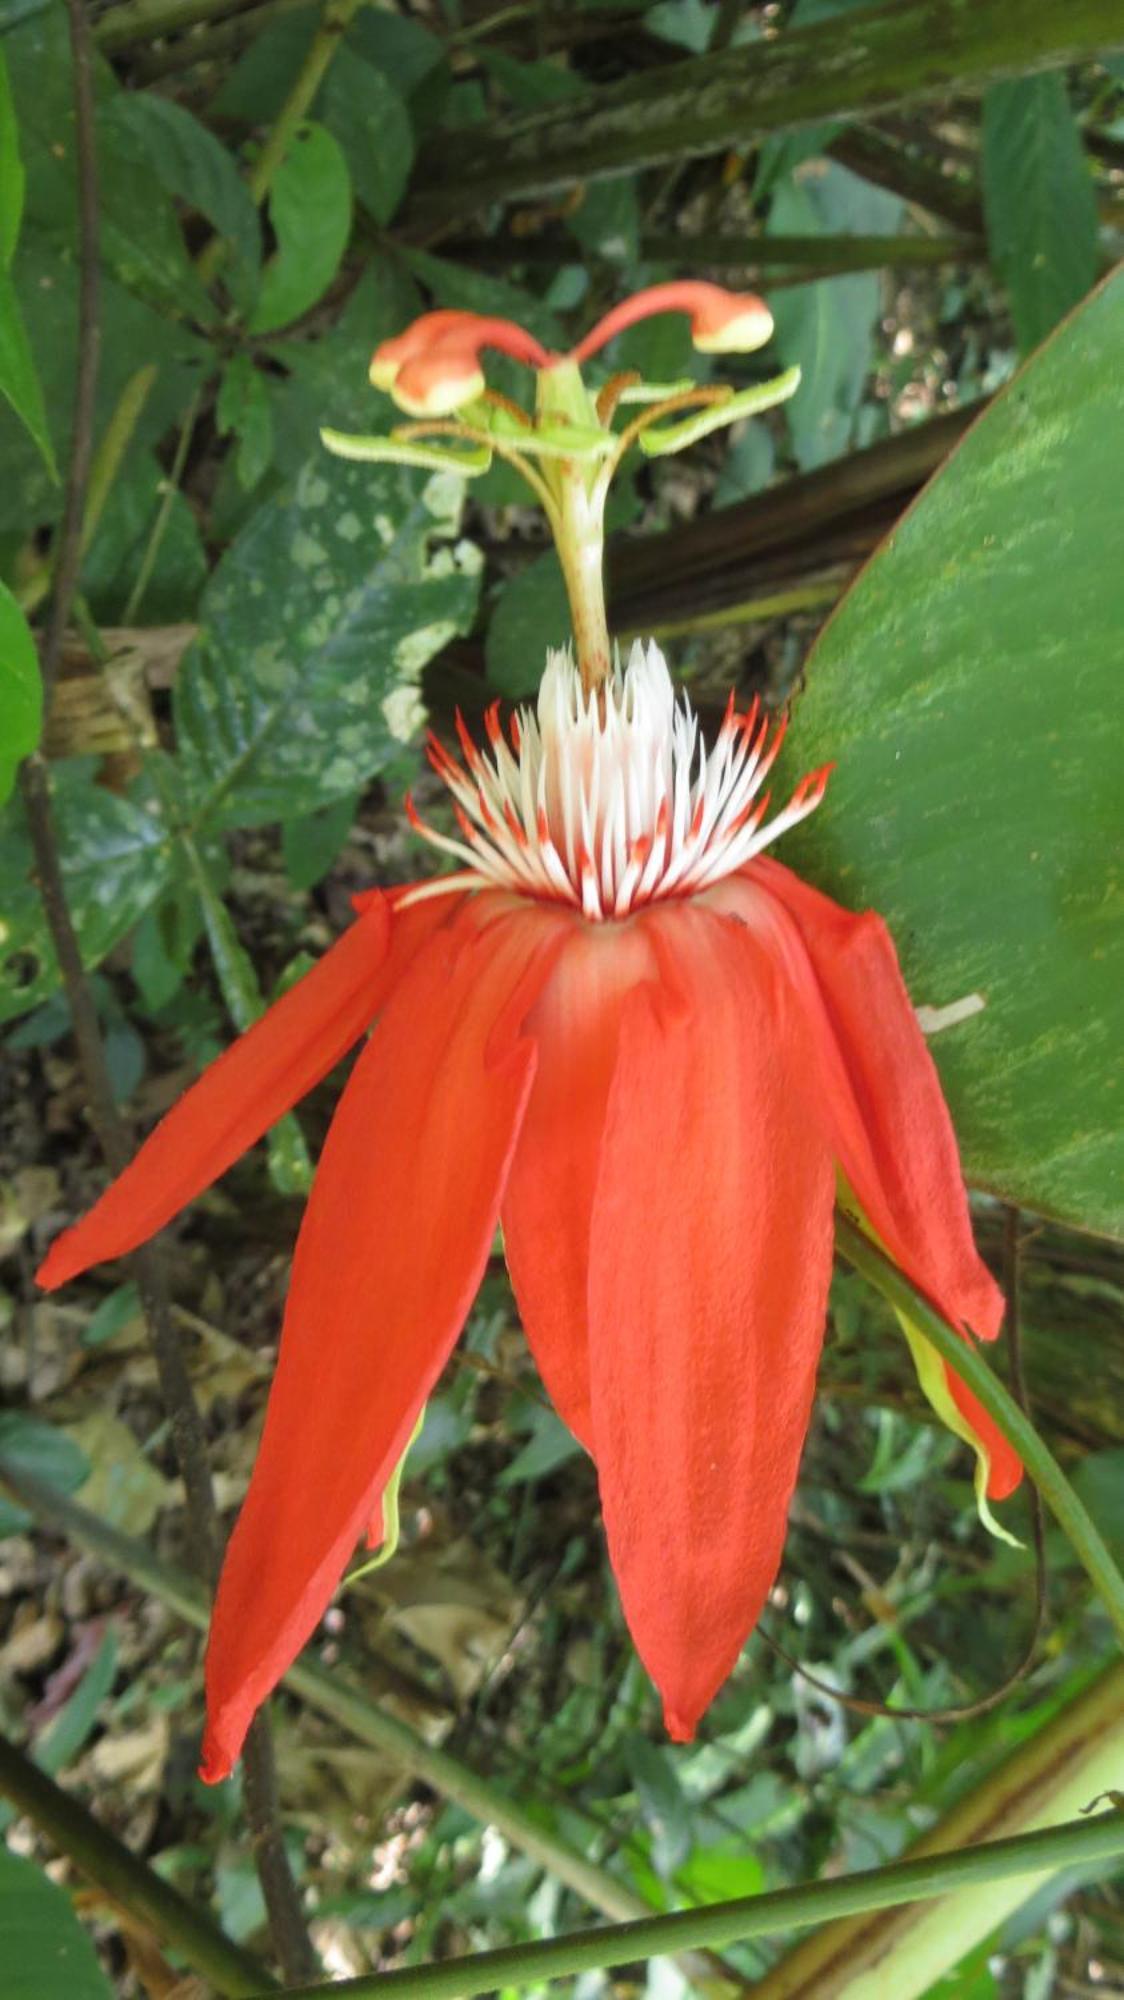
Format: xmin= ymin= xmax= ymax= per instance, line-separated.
xmin=0 ymin=1733 xmax=277 ymax=1997
xmin=260 ymin=1814 xmax=1124 ymax=2000
xmin=95 ymin=0 xmax=263 ymax=54
xmin=828 ymin=125 xmax=985 ymax=235
xmin=751 ymin=1660 xmax=1124 ymax=1998
xmin=606 ymin=404 xmax=980 ymax=632
xmin=407 ymin=0 xmax=1124 ymax=218
xmin=0 ymin=1463 xmax=655 ymax=1928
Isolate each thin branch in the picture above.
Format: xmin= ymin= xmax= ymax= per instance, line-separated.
xmin=0 ymin=1463 xmax=660 ymax=1928
xmin=246 ymin=1815 xmax=1124 ymax=2000
xmin=0 ymin=1733 xmax=277 ymax=1998
xmin=19 ymin=13 xmax=317 ymax=1983
xmin=835 ymin=1216 xmax=1124 ymax=1650
xmin=39 ymin=0 xmax=101 ymax=717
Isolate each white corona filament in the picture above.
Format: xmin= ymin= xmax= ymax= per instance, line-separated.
xmin=405 ymin=641 xmax=832 ymax=921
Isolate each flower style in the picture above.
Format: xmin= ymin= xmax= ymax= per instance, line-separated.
xmin=39 ymin=638 xmax=1021 ymax=1779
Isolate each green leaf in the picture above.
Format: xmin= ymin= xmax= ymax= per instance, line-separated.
xmin=36 ymin=1627 xmax=119 ymax=1774
xmin=0 ymin=1847 xmax=113 ymax=2000
xmin=485 ymin=547 xmax=570 ymax=700
xmin=80 ymin=1281 xmax=142 ymax=1349
xmin=625 ymin=1738 xmax=692 ymax=1878
xmin=767 ymin=165 xmax=899 ymax=470
xmin=216 ymin=354 xmax=275 ymax=490
xmin=1 ymin=47 xmax=25 ymax=263
xmin=4 ymin=10 xmax=211 ymax=322
xmin=175 ymin=453 xmax=481 ymax=829
xmin=316 ymin=54 xmax=413 ymax=225
xmin=982 ymin=73 xmax=1099 ymax=356
xmin=248 ymin=121 xmax=351 ymax=335
xmin=0 ymin=260 xmax=55 ymax=470
xmin=282 ymin=790 xmax=358 ymax=891
xmin=0 ymin=229 xmax=208 ymax=547
xmin=0 ymin=1412 xmax=89 ymax=1537
xmin=0 ymin=579 xmax=40 ymax=803
xmin=781 ymin=271 xmax=1124 ymax=1237
xmin=100 ymin=93 xmax=260 ymax=302
xmin=0 ymin=764 xmax=174 ymax=1023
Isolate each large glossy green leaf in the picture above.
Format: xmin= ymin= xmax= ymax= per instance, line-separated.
xmin=175 ymin=454 xmax=481 ymax=829
xmin=0 ymin=579 xmax=40 ymax=803
xmin=0 ymin=764 xmax=174 ymax=1022
xmin=781 ymin=272 xmax=1124 ymax=1238
xmin=982 ymin=73 xmax=1099 ymax=355
xmin=0 ymin=1847 xmax=113 ymax=2000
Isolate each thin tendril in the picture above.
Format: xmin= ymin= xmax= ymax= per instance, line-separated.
xmin=760 ymin=1213 xmax=1048 ymax=1726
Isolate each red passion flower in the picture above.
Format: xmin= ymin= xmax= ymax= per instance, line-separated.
xmin=38 ymin=640 xmax=1022 ymax=1780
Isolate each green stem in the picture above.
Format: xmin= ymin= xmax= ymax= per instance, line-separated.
xmin=0 ymin=1732 xmax=277 ymax=1997
xmin=18 ymin=366 xmax=159 ymax=622
xmin=834 ymin=1214 xmax=1124 ymax=1649
xmin=268 ymin=1814 xmax=1124 ymax=2000
xmin=194 ymin=0 xmax=362 ymax=289
xmin=408 ymin=0 xmax=1124 ymax=218
xmin=0 ymin=1463 xmax=655 ymax=1928
xmin=245 ymin=0 xmax=360 ymax=206
xmin=122 ymin=384 xmax=202 ymax=626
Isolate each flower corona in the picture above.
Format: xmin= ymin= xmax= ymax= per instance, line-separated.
xmin=407 ymin=643 xmax=832 ymax=921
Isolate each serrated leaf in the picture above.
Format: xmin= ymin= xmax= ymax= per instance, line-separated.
xmin=175 ymin=453 xmax=481 ymax=828
xmin=982 ymin=73 xmax=1099 ymax=355
xmin=0 ymin=579 xmax=40 ymax=803
xmin=316 ymin=53 xmax=413 ymax=225
xmin=248 ymin=120 xmax=351 ymax=335
xmin=0 ymin=1848 xmax=113 ymax=1999
xmin=782 ymin=270 xmax=1124 ymax=1238
xmin=0 ymin=764 xmax=174 ymax=1022
xmin=101 ymin=93 xmax=260 ymax=303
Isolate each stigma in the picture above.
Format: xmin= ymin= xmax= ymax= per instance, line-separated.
xmin=405 ymin=643 xmax=832 ymax=921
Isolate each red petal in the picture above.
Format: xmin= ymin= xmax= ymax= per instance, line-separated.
xmin=743 ymin=860 xmax=1005 ymax=1344
xmin=503 ymin=919 xmax=657 ymax=1451
xmin=587 ymin=904 xmax=835 ymax=1742
xmin=200 ymin=896 xmax=568 ymax=1780
xmin=732 ymin=861 xmax=1021 ymax=1503
xmin=36 ymin=896 xmax=453 ymax=1292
